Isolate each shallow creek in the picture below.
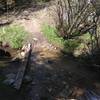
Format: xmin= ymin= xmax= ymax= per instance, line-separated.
xmin=0 ymin=48 xmax=99 ymax=100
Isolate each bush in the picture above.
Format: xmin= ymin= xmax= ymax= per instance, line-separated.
xmin=42 ymin=24 xmax=80 ymax=53
xmin=63 ymin=39 xmax=80 ymax=53
xmin=42 ymin=24 xmax=64 ymax=47
xmin=0 ymin=25 xmax=27 ymax=48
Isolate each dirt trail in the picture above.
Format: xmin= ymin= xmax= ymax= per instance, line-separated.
xmin=20 ymin=18 xmax=52 ymax=51
xmin=22 ymin=19 xmax=41 ymax=33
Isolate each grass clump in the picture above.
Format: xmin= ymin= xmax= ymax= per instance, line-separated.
xmin=63 ymin=39 xmax=80 ymax=53
xmin=42 ymin=24 xmax=64 ymax=47
xmin=0 ymin=25 xmax=27 ymax=48
xmin=42 ymin=24 xmax=80 ymax=52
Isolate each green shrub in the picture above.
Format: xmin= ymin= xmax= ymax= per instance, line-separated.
xmin=42 ymin=24 xmax=80 ymax=52
xmin=42 ymin=24 xmax=64 ymax=47
xmin=0 ymin=25 xmax=27 ymax=48
xmin=63 ymin=39 xmax=80 ymax=53
xmin=42 ymin=24 xmax=95 ymax=56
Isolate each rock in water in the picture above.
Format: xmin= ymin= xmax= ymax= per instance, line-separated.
xmin=3 ymin=79 xmax=15 ymax=85
xmin=24 ymin=75 xmax=32 ymax=82
xmin=3 ymin=73 xmax=16 ymax=85
xmin=6 ymin=73 xmax=16 ymax=79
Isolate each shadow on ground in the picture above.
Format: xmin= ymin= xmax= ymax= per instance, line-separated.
xmin=0 ymin=48 xmax=100 ymax=100
xmin=0 ymin=1 xmax=51 ymax=17
xmin=21 ymin=50 xmax=100 ymax=100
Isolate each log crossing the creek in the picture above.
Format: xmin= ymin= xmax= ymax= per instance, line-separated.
xmin=13 ymin=43 xmax=32 ymax=90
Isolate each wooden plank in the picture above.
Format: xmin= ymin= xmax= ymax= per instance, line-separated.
xmin=13 ymin=43 xmax=31 ymax=90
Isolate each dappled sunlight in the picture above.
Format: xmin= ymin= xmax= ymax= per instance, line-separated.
xmin=0 ymin=0 xmax=100 ymax=100
xmin=23 ymin=48 xmax=100 ymax=99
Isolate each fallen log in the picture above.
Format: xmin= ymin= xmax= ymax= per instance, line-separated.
xmin=13 ymin=43 xmax=32 ymax=90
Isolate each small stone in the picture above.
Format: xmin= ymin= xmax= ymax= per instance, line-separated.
xmin=31 ymin=81 xmax=36 ymax=85
xmin=62 ymin=81 xmax=66 ymax=85
xmin=6 ymin=73 xmax=16 ymax=79
xmin=24 ymin=75 xmax=32 ymax=82
xmin=3 ymin=79 xmax=15 ymax=85
xmin=23 ymin=11 xmax=29 ymax=16
xmin=49 ymin=44 xmax=52 ymax=47
xmin=24 ymin=17 xmax=30 ymax=20
xmin=33 ymin=38 xmax=38 ymax=41
xmin=46 ymin=60 xmax=54 ymax=64
xmin=54 ymin=47 xmax=57 ymax=50
xmin=48 ymin=88 xmax=52 ymax=92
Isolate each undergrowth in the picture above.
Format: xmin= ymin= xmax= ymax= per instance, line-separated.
xmin=42 ymin=24 xmax=64 ymax=47
xmin=42 ymin=25 xmax=91 ymax=53
xmin=42 ymin=24 xmax=81 ymax=53
xmin=0 ymin=25 xmax=27 ymax=48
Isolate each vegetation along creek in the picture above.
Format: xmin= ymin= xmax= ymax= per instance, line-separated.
xmin=0 ymin=0 xmax=100 ymax=100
